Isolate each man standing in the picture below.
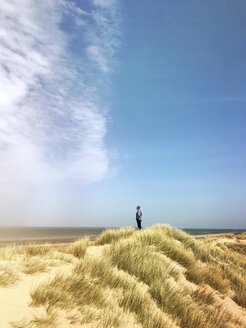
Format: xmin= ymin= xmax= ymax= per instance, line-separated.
xmin=136 ymin=205 xmax=142 ymax=229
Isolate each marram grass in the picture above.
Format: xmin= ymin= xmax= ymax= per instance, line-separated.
xmin=1 ymin=225 xmax=246 ymax=327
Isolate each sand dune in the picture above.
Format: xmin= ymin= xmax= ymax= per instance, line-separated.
xmin=0 ymin=225 xmax=246 ymax=327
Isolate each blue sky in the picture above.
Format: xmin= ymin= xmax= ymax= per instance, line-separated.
xmin=1 ymin=0 xmax=246 ymax=228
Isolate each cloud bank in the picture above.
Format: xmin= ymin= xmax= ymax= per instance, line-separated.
xmin=0 ymin=0 xmax=120 ymax=224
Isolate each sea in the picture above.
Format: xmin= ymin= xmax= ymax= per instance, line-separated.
xmin=0 ymin=227 xmax=245 ymax=246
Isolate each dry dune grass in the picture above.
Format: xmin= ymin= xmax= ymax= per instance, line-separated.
xmin=0 ymin=263 xmax=18 ymax=287
xmin=10 ymin=307 xmax=58 ymax=328
xmin=226 ymin=243 xmax=246 ymax=255
xmin=0 ymin=238 xmax=88 ymax=286
xmin=95 ymin=226 xmax=135 ymax=245
xmin=31 ymin=254 xmax=177 ymax=328
xmin=235 ymin=232 xmax=246 ymax=240
xmin=1 ymin=226 xmax=246 ymax=327
xmin=63 ymin=236 xmax=90 ymax=258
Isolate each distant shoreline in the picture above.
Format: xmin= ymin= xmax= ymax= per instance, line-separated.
xmin=1 ymin=230 xmax=246 ymax=246
xmin=0 ymin=235 xmax=98 ymax=247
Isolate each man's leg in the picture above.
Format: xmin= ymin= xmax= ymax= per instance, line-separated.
xmin=136 ymin=219 xmax=140 ymax=229
xmin=139 ymin=220 xmax=142 ymax=229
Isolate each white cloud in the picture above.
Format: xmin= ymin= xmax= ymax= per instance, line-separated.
xmin=87 ymin=0 xmax=120 ymax=73
xmin=93 ymin=0 xmax=115 ymax=8
xmin=87 ymin=45 xmax=109 ymax=72
xmin=0 ymin=0 xmax=120 ymax=224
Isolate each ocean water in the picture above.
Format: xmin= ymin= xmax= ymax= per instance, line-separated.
xmin=0 ymin=227 xmax=105 ymax=239
xmin=182 ymin=228 xmax=246 ymax=235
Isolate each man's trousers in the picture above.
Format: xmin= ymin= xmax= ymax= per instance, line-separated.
xmin=136 ymin=219 xmax=142 ymax=229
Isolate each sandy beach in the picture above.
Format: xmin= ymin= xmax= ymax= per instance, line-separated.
xmin=0 ymin=235 xmax=98 ymax=247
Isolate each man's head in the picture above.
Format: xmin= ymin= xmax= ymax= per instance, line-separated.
xmin=136 ymin=205 xmax=140 ymax=210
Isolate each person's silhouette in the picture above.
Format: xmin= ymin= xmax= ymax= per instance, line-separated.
xmin=136 ymin=205 xmax=142 ymax=229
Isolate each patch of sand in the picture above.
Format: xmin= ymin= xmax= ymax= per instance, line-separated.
xmin=222 ymin=296 xmax=246 ymax=326
xmin=0 ymin=263 xmax=73 ymax=328
xmin=203 ymin=285 xmax=246 ymax=327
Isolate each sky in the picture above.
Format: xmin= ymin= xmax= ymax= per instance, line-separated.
xmin=0 ymin=0 xmax=246 ymax=228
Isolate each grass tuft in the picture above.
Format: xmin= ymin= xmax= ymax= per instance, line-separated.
xmin=0 ymin=263 xmax=19 ymax=286
xmin=95 ymin=227 xmax=135 ymax=245
xmin=64 ymin=236 xmax=89 ymax=258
